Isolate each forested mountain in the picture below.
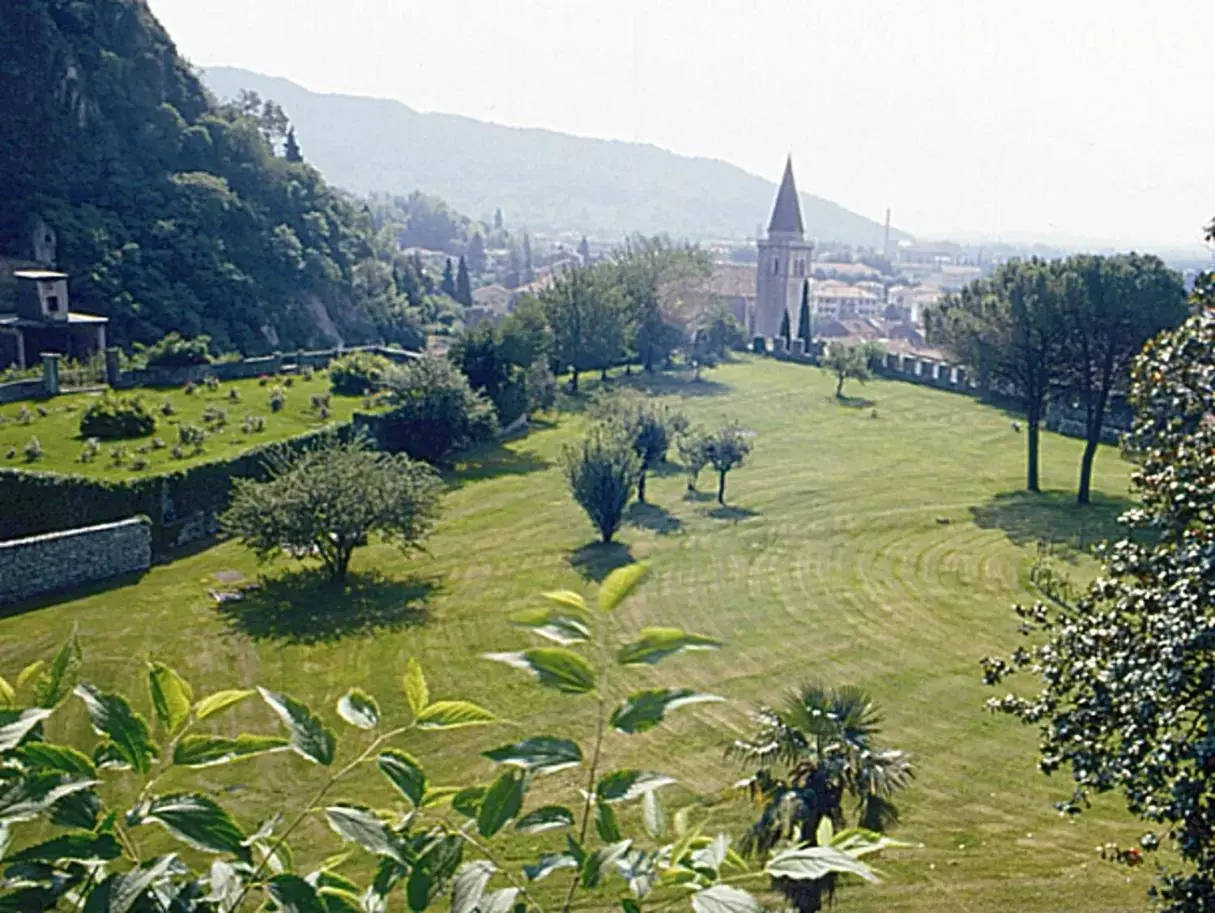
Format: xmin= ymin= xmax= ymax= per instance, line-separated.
xmin=0 ymin=1 xmax=421 ymax=353
xmin=203 ymin=68 xmax=908 ymax=247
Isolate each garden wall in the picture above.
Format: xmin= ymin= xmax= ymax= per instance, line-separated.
xmin=0 ymin=379 xmax=47 ymax=404
xmin=113 ymin=345 xmax=420 ymax=389
xmin=0 ymin=517 xmax=151 ymax=606
xmin=0 ymin=424 xmax=353 ymax=552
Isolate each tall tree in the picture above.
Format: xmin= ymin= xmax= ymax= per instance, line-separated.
xmin=440 ymin=257 xmax=457 ymax=298
xmin=927 ymin=259 xmax=1067 ymax=492
xmin=578 ymin=235 xmax=591 ymax=264
xmin=797 ymin=280 xmax=812 ymax=348
xmin=455 ymin=255 xmax=473 ymax=306
xmin=493 ymin=207 xmax=504 ymax=231
xmin=505 ymin=245 xmax=522 ymax=289
xmin=283 ymin=127 xmax=303 ymax=163
xmin=539 ymin=266 xmax=624 ymax=393
xmin=614 ymin=237 xmax=712 ymax=372
xmin=778 ymin=309 xmax=792 ymax=347
xmin=1055 ymin=253 xmax=1188 ymax=504
xmin=522 ymin=233 xmax=535 ymax=283
xmin=465 ymin=233 xmax=487 ymax=275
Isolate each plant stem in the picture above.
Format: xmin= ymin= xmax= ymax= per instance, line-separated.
xmin=459 ymin=825 xmax=548 ymax=913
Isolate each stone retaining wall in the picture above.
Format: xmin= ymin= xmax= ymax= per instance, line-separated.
xmin=0 ymin=516 xmax=151 ymax=606
xmin=0 ymin=378 xmax=47 ymax=404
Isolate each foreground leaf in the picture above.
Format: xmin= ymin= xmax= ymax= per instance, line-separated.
xmin=598 ymin=562 xmax=650 ymax=613
xmin=8 ymin=831 xmax=122 ymax=863
xmin=515 ymin=805 xmax=575 ymax=834
xmin=379 ymin=750 xmax=427 ymax=806
xmin=324 ymin=805 xmax=407 ymax=864
xmin=477 ymin=770 xmax=525 ymax=838
xmin=0 ymin=708 xmax=53 ymax=752
xmin=642 ymin=790 xmax=666 ymax=840
xmin=144 ymin=792 xmax=246 ymax=855
xmin=0 ymin=676 xmax=13 ymax=707
xmin=20 ymin=743 xmax=96 ymax=777
xmin=483 ymin=737 xmax=582 ymax=775
xmin=258 ymin=688 xmax=335 ymax=766
xmin=691 ymin=884 xmax=763 ymax=913
xmin=173 ymin=734 xmax=288 ymax=767
xmin=509 ymin=606 xmax=591 ymax=646
xmin=616 ymin=628 xmax=722 ymax=666
xmin=595 ymin=801 xmax=622 ymax=842
xmin=541 ymin=590 xmax=587 ymax=613
xmin=415 ymin=700 xmax=496 ymax=730
xmin=268 ymin=874 xmax=326 ymax=913
xmin=580 ymin=839 xmax=632 ymax=888
xmin=479 ymin=888 xmax=518 ymax=913
xmin=74 ymin=684 xmax=156 ymax=774
xmin=35 ymin=631 xmax=82 ymax=708
xmin=0 ymin=772 xmax=97 ymax=825
xmin=597 ymin=770 xmax=676 ymax=803
xmin=483 ymin=649 xmax=596 ymax=694
xmin=107 ymin=855 xmax=179 ymax=913
xmin=336 ymin=689 xmax=380 ymax=729
xmin=148 ymin=663 xmax=193 ymax=735
xmin=404 ymin=658 xmax=429 ymax=717
xmin=524 ymin=852 xmax=578 ymax=881
xmin=610 ymin=689 xmax=723 ymax=734
xmin=451 ymin=861 xmax=495 ymax=913
xmin=765 ymin=845 xmax=879 ymax=883
xmin=193 ymin=689 xmax=255 ymax=721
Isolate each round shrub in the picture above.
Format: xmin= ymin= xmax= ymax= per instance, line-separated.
xmin=79 ymin=395 xmax=156 ymax=440
xmin=330 ymin=351 xmax=393 ymax=396
xmin=140 ymin=332 xmax=213 ymax=368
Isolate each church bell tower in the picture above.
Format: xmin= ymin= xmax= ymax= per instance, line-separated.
xmin=755 ymin=156 xmax=814 ymax=339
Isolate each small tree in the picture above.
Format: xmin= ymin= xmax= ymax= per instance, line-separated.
xmin=822 ymin=342 xmax=872 ymax=398
xmin=382 ymin=355 xmax=498 ymax=463
xmin=221 ymin=433 xmax=442 ymax=582
xmin=779 ymin=309 xmax=792 ymax=348
xmin=677 ymin=428 xmax=711 ymax=492
xmin=705 ymin=421 xmax=752 ymax=504
xmin=441 ymin=257 xmax=457 ymax=298
xmin=456 ymin=255 xmax=473 ymax=307
xmin=329 ymin=351 xmax=392 ymax=396
xmin=526 ymin=358 xmax=558 ymax=413
xmin=562 ymin=423 xmax=641 ymax=542
xmin=797 ymin=280 xmax=812 ymax=349
xmin=283 ymin=127 xmax=303 ymax=163
xmin=596 ymin=393 xmax=683 ymax=502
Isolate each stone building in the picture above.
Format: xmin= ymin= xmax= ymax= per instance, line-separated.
xmin=754 ymin=156 xmax=814 ymax=338
xmin=0 ymin=270 xmax=108 ymax=369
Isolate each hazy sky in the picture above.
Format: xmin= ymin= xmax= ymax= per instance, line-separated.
xmin=149 ymin=0 xmax=1214 ymax=248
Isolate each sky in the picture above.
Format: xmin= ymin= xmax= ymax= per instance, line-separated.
xmin=148 ymin=0 xmax=1215 ymax=249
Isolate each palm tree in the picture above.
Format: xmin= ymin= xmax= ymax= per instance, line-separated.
xmin=727 ymin=683 xmax=913 ymax=913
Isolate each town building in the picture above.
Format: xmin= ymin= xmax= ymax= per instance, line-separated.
xmin=755 ymin=157 xmax=814 ymax=339
xmin=0 ymin=270 xmax=108 ymax=369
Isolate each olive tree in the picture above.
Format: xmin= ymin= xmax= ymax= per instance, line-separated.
xmin=677 ymin=428 xmax=712 ymax=492
xmin=562 ymin=423 xmax=641 ymax=542
xmin=221 ymin=433 xmax=441 ymax=582
xmin=595 ymin=393 xmax=686 ymax=502
xmin=705 ymin=422 xmax=752 ymax=505
xmin=820 ymin=343 xmax=873 ymax=398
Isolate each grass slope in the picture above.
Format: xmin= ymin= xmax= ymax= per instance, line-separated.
xmin=0 ymin=357 xmax=1152 ymax=912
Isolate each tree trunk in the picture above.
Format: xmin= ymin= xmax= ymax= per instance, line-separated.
xmin=601 ymin=367 xmax=609 ymax=382
xmin=570 ymin=368 xmax=579 ymax=393
xmin=1077 ymin=385 xmax=1111 ymax=506
xmin=332 ymin=547 xmax=353 ymax=583
xmin=1026 ymin=415 xmax=1041 ymax=493
xmin=638 ymin=469 xmax=647 ymax=503
xmin=835 ymin=373 xmax=844 ymax=398
xmin=717 ymin=471 xmax=727 ymax=504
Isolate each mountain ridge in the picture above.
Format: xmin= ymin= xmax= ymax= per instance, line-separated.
xmin=202 ymin=66 xmax=909 ymax=247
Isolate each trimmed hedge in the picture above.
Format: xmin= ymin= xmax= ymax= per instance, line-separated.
xmin=0 ymin=424 xmax=351 ymax=553
xmin=80 ymin=395 xmax=157 ymax=440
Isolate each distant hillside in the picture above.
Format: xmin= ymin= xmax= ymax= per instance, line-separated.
xmin=203 ymin=67 xmax=908 ymax=247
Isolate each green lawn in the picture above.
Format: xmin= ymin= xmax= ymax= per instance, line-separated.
xmin=0 ymin=356 xmax=1154 ymax=912
xmin=0 ymin=371 xmax=377 ymax=479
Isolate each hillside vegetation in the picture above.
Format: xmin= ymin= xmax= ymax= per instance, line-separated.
xmin=203 ymin=67 xmax=909 ymax=247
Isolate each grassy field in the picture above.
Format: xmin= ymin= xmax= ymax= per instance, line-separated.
xmin=0 ymin=370 xmax=376 ymax=478
xmin=0 ymin=356 xmax=1155 ymax=912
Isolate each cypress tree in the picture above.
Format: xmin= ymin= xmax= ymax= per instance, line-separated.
xmin=798 ymin=279 xmax=812 ymax=348
xmin=284 ymin=127 xmax=303 ymax=163
xmin=779 ymin=308 xmax=791 ymax=345
xmin=456 ymin=255 xmax=473 ymax=306
xmin=441 ymin=258 xmax=457 ymax=298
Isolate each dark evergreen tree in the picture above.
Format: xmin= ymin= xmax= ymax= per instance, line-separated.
xmin=441 ymin=257 xmax=457 ymax=298
xmin=779 ymin=309 xmax=792 ymax=346
xmin=466 ymin=233 xmax=487 ymax=275
xmin=505 ymin=246 xmax=522 ymax=289
xmin=522 ymin=233 xmax=535 ymax=283
xmin=797 ymin=280 xmax=812 ymax=348
xmin=283 ymin=127 xmax=303 ymax=163
xmin=578 ymin=235 xmax=591 ymax=264
xmin=456 ymin=255 xmax=473 ymax=306
xmin=493 ymin=207 xmax=504 ymax=231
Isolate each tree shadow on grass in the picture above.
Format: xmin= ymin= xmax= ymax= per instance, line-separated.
xmin=835 ymin=394 xmax=877 ymax=409
xmin=617 ymin=371 xmax=731 ymax=399
xmin=682 ymin=488 xmax=716 ymax=503
xmin=446 ymin=443 xmax=551 ymax=489
xmin=626 ymin=502 xmax=683 ymax=536
xmin=568 ymin=541 xmax=636 ymax=582
xmin=707 ymin=504 xmax=760 ymax=522
xmin=216 ymin=569 xmax=436 ymax=645
xmin=969 ymin=489 xmax=1136 ymax=558
xmin=0 ymin=571 xmax=148 ymax=620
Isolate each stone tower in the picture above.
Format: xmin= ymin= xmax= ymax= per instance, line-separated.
xmin=755 ymin=156 xmax=814 ymax=339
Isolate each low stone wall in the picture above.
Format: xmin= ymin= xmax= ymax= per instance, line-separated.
xmin=113 ymin=345 xmax=419 ymax=389
xmin=0 ymin=378 xmax=47 ymax=404
xmin=0 ymin=516 xmax=151 ymax=606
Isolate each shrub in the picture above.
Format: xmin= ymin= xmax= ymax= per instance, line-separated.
xmin=227 ymin=387 xmax=241 ymax=403
xmin=380 ymin=355 xmax=498 ymax=463
xmin=16 ymin=405 xmax=31 ymax=425
xmin=242 ymin=414 xmax=266 ymax=434
xmin=79 ymin=394 xmax=156 ymax=440
xmin=108 ymin=446 xmax=127 ymax=466
xmin=22 ymin=436 xmax=42 ymax=462
xmin=329 ymin=351 xmax=393 ymax=395
xmin=177 ymin=423 xmax=207 ymax=453
xmin=204 ymin=375 xmax=220 ymax=392
xmin=705 ymin=421 xmax=753 ymax=504
xmin=35 ymin=405 xmax=49 ymax=418
xmin=3 ymin=447 xmax=13 ymax=459
xmin=201 ymin=405 xmax=227 ymax=427
xmin=527 ymin=358 xmax=558 ymax=412
xmin=309 ymin=393 xmax=332 ymax=412
xmin=160 ymin=398 xmax=175 ymax=416
xmin=562 ymin=422 xmax=642 ymax=542
xmin=130 ymin=456 xmax=149 ymax=471
xmin=138 ymin=331 xmax=213 ymax=367
xmin=269 ymin=387 xmax=286 ymax=412
xmin=677 ymin=427 xmax=712 ymax=491
xmin=183 ymin=381 xmax=197 ymax=395
xmin=170 ymin=444 xmax=186 ymax=459
xmin=152 ymin=436 xmax=167 ymax=450
xmin=79 ymin=437 xmax=101 ymax=463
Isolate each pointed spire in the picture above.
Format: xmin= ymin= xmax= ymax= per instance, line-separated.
xmin=767 ymin=155 xmax=805 ymax=237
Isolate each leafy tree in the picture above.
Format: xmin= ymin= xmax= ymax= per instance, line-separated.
xmin=797 ymin=280 xmax=812 ymax=349
xmin=927 ymin=259 xmax=1067 ymax=492
xmin=456 ymin=255 xmax=473 ymax=306
xmin=329 ymin=351 xmax=393 ymax=396
xmin=698 ymin=300 xmax=747 ymax=358
xmin=596 ymin=393 xmax=685 ymax=502
xmin=982 ymin=279 xmax=1215 ymax=913
xmin=677 ymin=428 xmax=712 ymax=492
xmin=578 ymin=235 xmax=591 ymax=263
xmin=729 ymin=683 xmax=913 ymax=913
xmin=136 ymin=332 xmax=213 ymax=368
xmin=526 ymin=358 xmax=558 ymax=413
xmin=779 ymin=309 xmax=792 ymax=348
xmin=563 ymin=423 xmax=641 ymax=542
xmin=382 ymin=355 xmax=498 ymax=463
xmin=522 ymin=232 xmax=534 ymax=283
xmin=613 ymin=238 xmax=713 ymax=373
xmin=821 ymin=343 xmax=871 ymax=398
xmin=283 ymin=127 xmax=303 ymax=163
xmin=448 ymin=324 xmax=528 ymax=426
xmin=441 ymin=258 xmax=458 ymax=298
xmin=705 ymin=422 xmax=752 ymax=504
xmin=221 ymin=432 xmax=441 ymax=582
xmin=466 ymin=232 xmax=487 ymax=274
xmin=505 ymin=245 xmax=522 ymax=289
xmin=1054 ymin=253 xmax=1188 ymax=504
xmin=493 ymin=206 xmax=504 ymax=230
xmin=539 ymin=266 xmax=627 ymax=392
xmin=499 ymin=295 xmax=554 ymax=368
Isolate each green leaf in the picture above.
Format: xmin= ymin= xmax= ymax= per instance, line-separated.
xmin=319 ymin=887 xmax=363 ymax=913
xmin=515 ymin=805 xmax=575 ymax=834
xmin=452 ymin=861 xmax=495 ymax=913
xmin=414 ymin=700 xmax=496 ymax=730
xmin=690 ymin=834 xmax=730 ymax=874
xmin=16 ymin=661 xmax=43 ymax=690
xmin=610 ymin=689 xmax=723 ymax=734
xmin=324 ymin=805 xmax=408 ymax=864
xmin=406 ymin=867 xmax=434 ymax=913
xmin=542 ymin=590 xmax=587 ymax=613
xmin=480 ymin=888 xmax=519 ymax=913
xmin=73 ymin=683 xmax=156 ymax=774
xmin=20 ymin=743 xmax=96 ymax=777
xmin=452 ymin=787 xmax=486 ymax=819
xmin=690 ymin=884 xmax=763 ymax=913
xmin=172 ymin=734 xmax=289 ymax=767
xmin=524 ymin=852 xmax=577 ymax=881
xmin=148 ymin=662 xmax=193 ymax=734
xmin=420 ymin=786 xmax=461 ymax=808
xmin=258 ymin=687 xmax=335 ymax=766
xmin=483 ymin=737 xmax=582 ymax=775
xmin=336 ymin=689 xmax=380 ymax=729
xmin=143 ymin=792 xmax=246 ymax=855
xmin=478 ymin=770 xmax=525 ymax=838
xmin=268 ymin=874 xmax=327 ymax=913
xmin=0 ymin=708 xmax=53 ymax=751
xmin=765 ymin=845 xmax=878 ymax=883
xmin=404 ymin=658 xmax=429 ymax=717
xmin=616 ymin=628 xmax=723 ymax=666
xmin=642 ymin=790 xmax=665 ymax=840
xmin=598 ymin=562 xmax=650 ymax=613
xmin=595 ymin=800 xmax=622 ymax=842
xmin=580 ymin=839 xmax=632 ymax=888
xmin=8 ymin=831 xmax=122 ymax=863
xmin=483 ymin=649 xmax=596 ymax=694
xmin=597 ymin=770 xmax=676 ymax=803
xmin=193 ymin=689 xmax=255 ymax=720
xmin=816 ymin=816 xmax=834 ymax=847
xmin=107 ymin=855 xmax=179 ymax=913
xmin=0 ymin=772 xmax=97 ymax=825
xmin=35 ymin=631 xmax=82 ymax=708
xmin=0 ymin=676 xmax=13 ymax=707
xmin=622 ymin=900 xmax=642 ymax=913
xmin=379 ymin=750 xmax=427 ymax=807
xmin=509 ymin=606 xmax=591 ymax=646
